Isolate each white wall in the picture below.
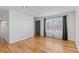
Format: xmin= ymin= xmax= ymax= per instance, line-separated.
xmin=76 ymin=7 xmax=79 ymax=51
xmin=40 ymin=19 xmax=44 ymax=36
xmin=9 ymin=10 xmax=34 ymax=43
xmin=67 ymin=12 xmax=75 ymax=41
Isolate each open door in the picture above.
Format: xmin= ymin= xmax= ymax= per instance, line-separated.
xmin=35 ymin=21 xmax=40 ymax=36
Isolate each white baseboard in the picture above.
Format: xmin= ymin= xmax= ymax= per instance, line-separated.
xmin=9 ymin=35 xmax=34 ymax=44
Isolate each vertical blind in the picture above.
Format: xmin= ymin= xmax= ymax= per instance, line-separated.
xmin=46 ymin=17 xmax=63 ymax=39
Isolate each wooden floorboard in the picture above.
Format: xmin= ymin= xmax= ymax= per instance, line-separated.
xmin=0 ymin=36 xmax=78 ymax=53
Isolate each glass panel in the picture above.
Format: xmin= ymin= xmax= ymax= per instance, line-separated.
xmin=46 ymin=17 xmax=63 ymax=39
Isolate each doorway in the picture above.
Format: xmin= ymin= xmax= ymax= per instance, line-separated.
xmin=35 ymin=20 xmax=40 ymax=36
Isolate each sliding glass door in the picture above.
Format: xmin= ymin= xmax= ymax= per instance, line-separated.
xmin=46 ymin=17 xmax=63 ymax=39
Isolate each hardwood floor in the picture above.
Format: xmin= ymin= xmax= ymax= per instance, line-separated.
xmin=0 ymin=36 xmax=77 ymax=53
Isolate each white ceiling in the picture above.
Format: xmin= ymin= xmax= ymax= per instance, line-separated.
xmin=0 ymin=6 xmax=77 ymax=17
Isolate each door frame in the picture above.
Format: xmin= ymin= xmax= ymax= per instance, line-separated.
xmin=35 ymin=20 xmax=40 ymax=36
